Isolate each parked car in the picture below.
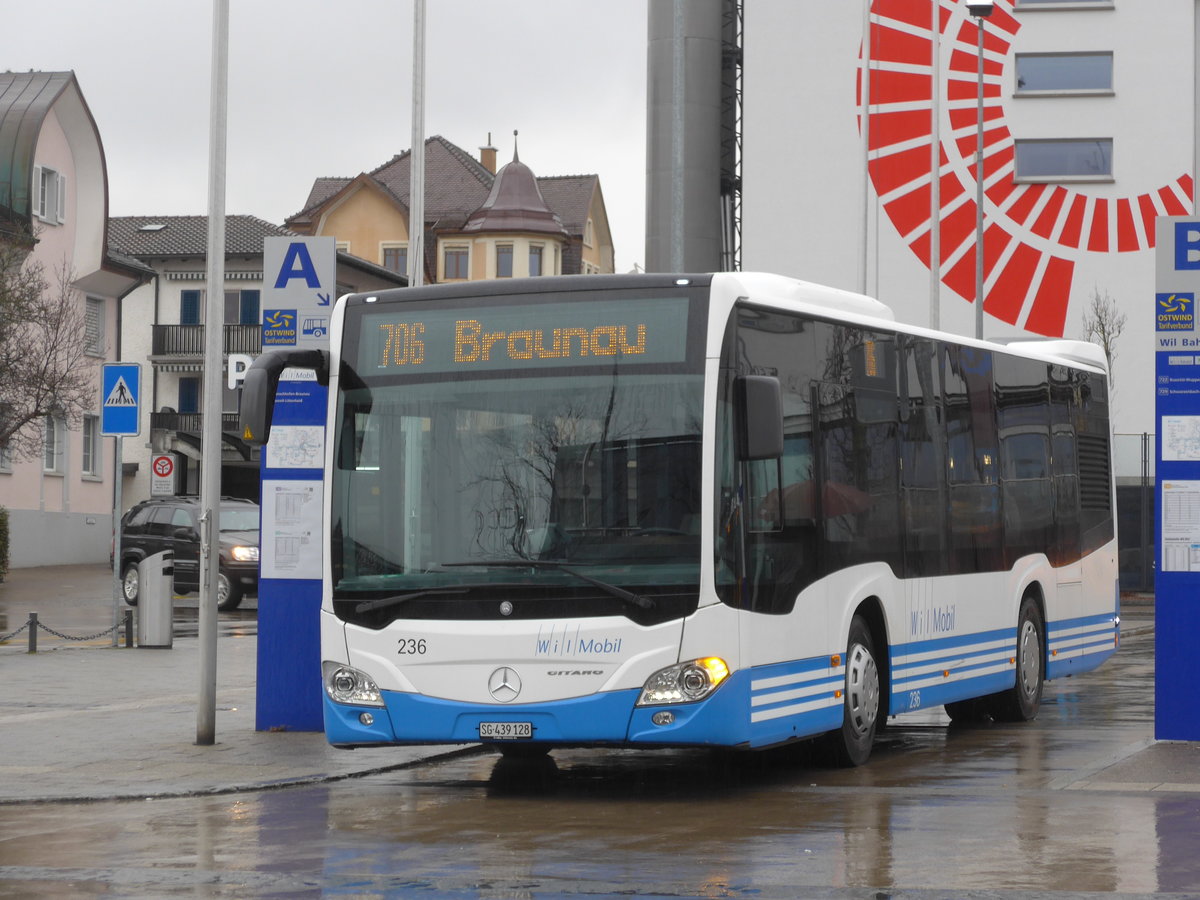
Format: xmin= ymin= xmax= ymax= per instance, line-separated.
xmin=117 ymin=497 xmax=260 ymax=611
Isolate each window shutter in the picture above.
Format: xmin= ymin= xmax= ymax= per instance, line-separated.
xmin=180 ymin=290 xmax=202 ymax=325
xmin=32 ymin=166 xmax=43 ymax=218
xmin=56 ymin=173 xmax=67 ymax=223
xmin=85 ymin=298 xmax=103 ymax=355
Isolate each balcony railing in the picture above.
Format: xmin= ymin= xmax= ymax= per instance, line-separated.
xmin=152 ymin=324 xmax=261 ymax=356
xmin=151 ymin=412 xmax=242 ymax=433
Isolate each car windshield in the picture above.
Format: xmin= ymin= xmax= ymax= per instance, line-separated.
xmin=219 ymin=507 xmax=259 ymax=532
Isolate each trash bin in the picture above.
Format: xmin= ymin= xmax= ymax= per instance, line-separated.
xmin=136 ymin=550 xmax=174 ymax=648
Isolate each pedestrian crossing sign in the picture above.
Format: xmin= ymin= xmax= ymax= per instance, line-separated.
xmin=101 ymin=363 xmax=140 ymax=436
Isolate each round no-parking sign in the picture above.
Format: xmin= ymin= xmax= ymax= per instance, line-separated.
xmin=151 ymin=454 xmax=175 ymax=496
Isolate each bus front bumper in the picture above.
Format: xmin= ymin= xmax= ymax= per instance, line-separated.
xmin=323 ymin=677 xmax=757 ymax=749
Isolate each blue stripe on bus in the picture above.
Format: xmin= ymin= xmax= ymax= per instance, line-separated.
xmin=1045 ymin=610 xmax=1118 ymax=679
xmin=895 ymin=626 xmax=1014 ymax=657
xmin=1047 ymin=611 xmax=1118 ymax=635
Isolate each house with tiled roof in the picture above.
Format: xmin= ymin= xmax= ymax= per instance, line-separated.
xmin=285 ymin=134 xmax=614 ymax=284
xmin=108 ymin=214 xmax=404 ymax=504
xmin=0 ymin=71 xmax=150 ymax=568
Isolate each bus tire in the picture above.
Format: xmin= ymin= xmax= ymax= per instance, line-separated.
xmin=819 ymin=615 xmax=881 ymax=767
xmin=989 ymin=596 xmax=1044 ymax=723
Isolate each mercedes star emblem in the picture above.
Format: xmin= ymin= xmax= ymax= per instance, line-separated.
xmin=488 ymin=666 xmax=521 ymax=702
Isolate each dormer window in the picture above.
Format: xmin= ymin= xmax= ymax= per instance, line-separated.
xmin=33 ymin=165 xmax=66 ymax=225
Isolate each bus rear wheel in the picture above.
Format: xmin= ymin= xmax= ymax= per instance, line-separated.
xmin=818 ymin=615 xmax=880 ymax=767
xmin=989 ymin=596 xmax=1044 ymax=723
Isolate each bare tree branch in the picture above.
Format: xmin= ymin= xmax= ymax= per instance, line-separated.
xmin=1081 ymin=286 xmax=1126 ymax=388
xmin=0 ymin=232 xmax=98 ymax=461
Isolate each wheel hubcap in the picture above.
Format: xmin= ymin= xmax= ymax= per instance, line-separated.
xmin=846 ymin=643 xmax=880 ymax=736
xmin=123 ymin=570 xmax=138 ymax=600
xmin=1017 ymin=619 xmax=1041 ymax=698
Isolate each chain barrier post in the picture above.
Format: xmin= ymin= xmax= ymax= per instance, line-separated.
xmin=124 ymin=609 xmax=134 ymax=648
xmin=28 ymin=612 xmax=37 ymax=654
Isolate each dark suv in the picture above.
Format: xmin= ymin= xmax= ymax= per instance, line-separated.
xmin=117 ymin=497 xmax=260 ymax=611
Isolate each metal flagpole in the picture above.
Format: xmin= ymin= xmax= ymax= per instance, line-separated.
xmin=975 ymin=14 xmax=985 ymax=340
xmin=861 ymin=0 xmax=872 ymax=296
xmin=930 ymin=0 xmax=941 ymax=330
xmin=409 ymin=0 xmax=426 ymax=288
xmin=198 ymin=0 xmax=229 ymax=746
xmin=968 ymin=1 xmax=993 ymax=339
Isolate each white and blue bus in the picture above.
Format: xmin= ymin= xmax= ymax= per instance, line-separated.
xmin=241 ymin=272 xmax=1118 ymax=766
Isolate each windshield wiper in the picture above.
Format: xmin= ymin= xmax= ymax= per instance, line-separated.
xmin=352 ymin=586 xmax=470 ymax=614
xmin=440 ymin=560 xmax=655 ymax=610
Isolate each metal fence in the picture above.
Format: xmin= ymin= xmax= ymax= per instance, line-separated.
xmin=151 ymin=324 xmax=261 ymax=356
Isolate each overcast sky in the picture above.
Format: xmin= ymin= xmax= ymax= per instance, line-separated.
xmin=8 ymin=0 xmax=649 ymax=272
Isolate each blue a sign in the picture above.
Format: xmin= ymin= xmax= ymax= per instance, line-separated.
xmin=100 ymin=363 xmax=140 ymax=436
xmin=262 ymin=237 xmax=336 ymax=350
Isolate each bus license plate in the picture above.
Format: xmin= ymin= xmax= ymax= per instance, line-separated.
xmin=479 ymin=721 xmax=532 ymax=740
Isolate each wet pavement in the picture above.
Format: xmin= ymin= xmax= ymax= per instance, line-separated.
xmin=2 ymin=565 xmax=1199 ymax=897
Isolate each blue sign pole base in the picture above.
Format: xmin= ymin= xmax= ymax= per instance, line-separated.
xmin=256 ymin=578 xmax=324 ymax=732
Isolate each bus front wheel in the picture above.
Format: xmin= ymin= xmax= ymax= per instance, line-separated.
xmin=989 ymin=596 xmax=1044 ymax=722
xmin=818 ymin=615 xmax=881 ymax=767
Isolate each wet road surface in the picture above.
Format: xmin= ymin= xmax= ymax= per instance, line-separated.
xmin=2 ymin=620 xmax=1198 ymax=898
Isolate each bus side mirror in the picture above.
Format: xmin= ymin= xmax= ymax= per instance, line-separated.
xmin=735 ymin=375 xmax=784 ymax=460
xmin=239 ymin=349 xmax=330 ymax=446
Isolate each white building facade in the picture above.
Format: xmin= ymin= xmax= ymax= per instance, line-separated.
xmin=741 ymin=0 xmax=1192 ymax=447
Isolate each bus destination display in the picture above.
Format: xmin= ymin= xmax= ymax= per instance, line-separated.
xmin=357 ymin=297 xmax=689 ymax=373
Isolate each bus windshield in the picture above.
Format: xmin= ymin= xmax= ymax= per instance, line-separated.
xmin=331 ymin=290 xmax=706 ymax=626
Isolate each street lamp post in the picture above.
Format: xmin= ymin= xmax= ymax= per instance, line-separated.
xmin=967 ymin=0 xmax=993 ymax=340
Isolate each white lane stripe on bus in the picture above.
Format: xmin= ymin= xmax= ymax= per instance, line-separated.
xmin=751 ymin=666 xmax=843 ymax=693
xmin=750 ymin=680 xmax=837 ymax=708
xmin=750 ymin=694 xmax=842 ymax=723
xmin=901 ymin=637 xmax=1012 ymax=666
xmin=899 ymin=661 xmax=1013 ymax=692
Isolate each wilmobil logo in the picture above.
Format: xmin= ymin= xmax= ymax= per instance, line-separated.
xmin=1157 ymin=294 xmax=1195 ymax=332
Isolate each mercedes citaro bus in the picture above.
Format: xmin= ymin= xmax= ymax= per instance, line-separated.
xmin=240 ymin=272 xmax=1118 ymax=766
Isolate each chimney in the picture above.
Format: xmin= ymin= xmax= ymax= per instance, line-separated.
xmin=480 ymin=132 xmax=497 ymax=174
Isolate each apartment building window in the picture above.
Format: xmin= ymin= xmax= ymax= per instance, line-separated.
xmin=529 ymin=245 xmax=544 ymax=277
xmin=43 ymin=416 xmax=65 ymax=474
xmin=180 ymin=290 xmax=202 ymax=325
xmin=1015 ymin=138 xmax=1113 ymax=181
xmin=496 ymin=244 xmax=514 ymax=278
xmin=82 ymin=415 xmax=100 ymax=477
xmin=444 ymin=245 xmax=470 ymax=280
xmin=33 ymin=165 xmax=66 ymax=224
xmin=382 ymin=244 xmax=408 ymax=275
xmin=584 ymin=219 xmax=595 ymax=248
xmin=178 ymin=377 xmax=200 ymax=415
xmin=225 ymin=289 xmax=260 ymax=325
xmin=85 ymin=297 xmax=105 ymax=356
xmin=1016 ymin=52 xmax=1113 ymax=94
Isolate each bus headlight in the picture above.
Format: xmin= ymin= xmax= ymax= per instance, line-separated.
xmin=322 ymin=662 xmax=384 ymax=707
xmin=636 ymin=657 xmax=730 ymax=706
